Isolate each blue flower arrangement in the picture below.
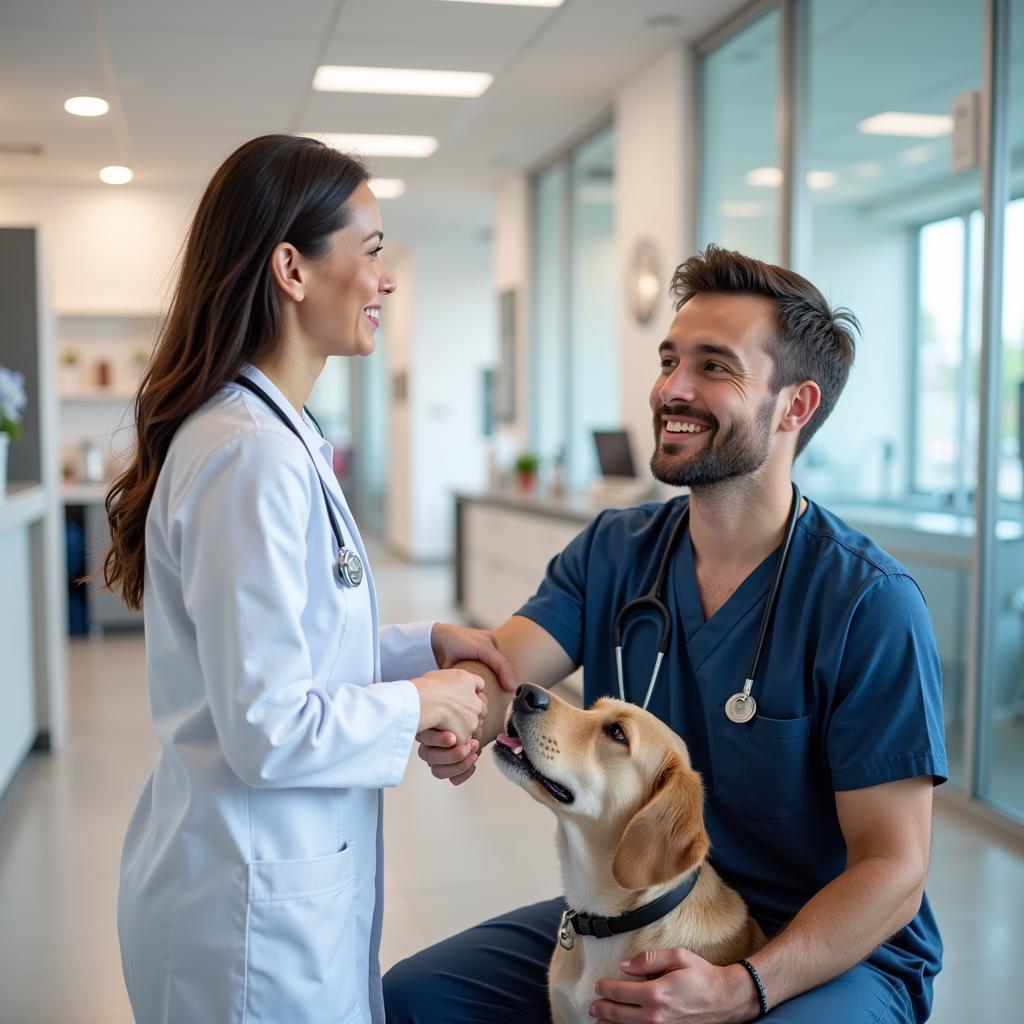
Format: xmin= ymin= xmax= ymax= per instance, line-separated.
xmin=0 ymin=365 xmax=27 ymax=441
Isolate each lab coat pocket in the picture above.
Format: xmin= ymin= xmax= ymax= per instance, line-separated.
xmin=714 ymin=713 xmax=815 ymax=822
xmin=245 ymin=844 xmax=359 ymax=1024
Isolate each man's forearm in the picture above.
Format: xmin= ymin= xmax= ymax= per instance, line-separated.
xmin=747 ymin=855 xmax=925 ymax=1011
xmin=455 ymin=659 xmax=513 ymax=746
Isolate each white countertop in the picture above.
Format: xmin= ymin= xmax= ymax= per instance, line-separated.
xmin=61 ymin=483 xmax=110 ymax=505
xmin=0 ymin=482 xmax=47 ymax=532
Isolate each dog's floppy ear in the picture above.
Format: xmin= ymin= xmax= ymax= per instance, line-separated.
xmin=611 ymin=755 xmax=709 ymax=891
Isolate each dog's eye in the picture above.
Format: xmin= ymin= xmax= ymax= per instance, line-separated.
xmin=604 ymin=722 xmax=628 ymax=746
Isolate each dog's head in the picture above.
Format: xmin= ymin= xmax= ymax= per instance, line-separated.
xmin=493 ymin=685 xmax=709 ymax=890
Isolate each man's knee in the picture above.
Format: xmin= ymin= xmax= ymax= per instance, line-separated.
xmin=382 ymin=955 xmax=426 ymax=1024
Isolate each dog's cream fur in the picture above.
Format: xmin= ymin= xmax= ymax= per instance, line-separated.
xmin=493 ymin=689 xmax=766 ymax=1024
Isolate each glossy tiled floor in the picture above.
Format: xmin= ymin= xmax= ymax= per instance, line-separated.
xmin=0 ymin=543 xmax=1022 ymax=1022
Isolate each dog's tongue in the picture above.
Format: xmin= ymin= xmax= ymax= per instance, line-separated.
xmin=496 ymin=732 xmax=524 ymax=756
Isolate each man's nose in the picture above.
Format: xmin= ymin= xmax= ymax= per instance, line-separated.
xmin=658 ymin=365 xmax=698 ymax=405
xmin=513 ymin=684 xmax=550 ymax=715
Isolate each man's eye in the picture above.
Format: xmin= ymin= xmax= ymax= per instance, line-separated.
xmin=705 ymin=362 xmax=728 ymax=373
xmin=604 ymin=722 xmax=628 ymax=745
xmin=660 ymin=359 xmax=675 ymax=371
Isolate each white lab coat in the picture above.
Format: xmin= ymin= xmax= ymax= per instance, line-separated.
xmin=118 ymin=365 xmax=431 ymax=1024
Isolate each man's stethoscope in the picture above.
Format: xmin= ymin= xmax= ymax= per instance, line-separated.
xmin=613 ymin=482 xmax=802 ymax=724
xmin=234 ymin=376 xmax=365 ymax=588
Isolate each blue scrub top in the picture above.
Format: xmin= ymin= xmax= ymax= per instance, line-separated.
xmin=517 ymin=495 xmax=947 ymax=1013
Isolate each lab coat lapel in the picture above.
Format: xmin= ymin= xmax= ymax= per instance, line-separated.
xmin=237 ymin=365 xmax=382 ymax=683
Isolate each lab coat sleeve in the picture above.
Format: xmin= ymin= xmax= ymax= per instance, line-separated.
xmin=177 ymin=430 xmax=419 ymax=790
xmin=379 ymin=621 xmax=438 ymax=682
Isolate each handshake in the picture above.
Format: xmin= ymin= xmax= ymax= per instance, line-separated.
xmin=408 ymin=623 xmax=521 ymax=780
xmin=411 ymin=668 xmax=489 ymax=746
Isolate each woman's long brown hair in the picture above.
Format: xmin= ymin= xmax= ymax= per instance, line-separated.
xmin=102 ymin=134 xmax=368 ymax=610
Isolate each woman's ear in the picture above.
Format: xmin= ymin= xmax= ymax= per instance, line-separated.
xmin=612 ymin=756 xmax=709 ymax=891
xmin=269 ymin=242 xmax=306 ymax=303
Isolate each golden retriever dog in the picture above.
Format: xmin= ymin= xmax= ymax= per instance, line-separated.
xmin=493 ymin=684 xmax=766 ymax=1024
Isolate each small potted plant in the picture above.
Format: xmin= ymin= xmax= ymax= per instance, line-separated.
xmin=514 ymin=452 xmax=540 ymax=493
xmin=60 ymin=348 xmax=81 ymax=392
xmin=0 ymin=364 xmax=27 ymax=501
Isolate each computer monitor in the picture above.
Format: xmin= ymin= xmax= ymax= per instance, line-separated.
xmin=593 ymin=430 xmax=636 ymax=479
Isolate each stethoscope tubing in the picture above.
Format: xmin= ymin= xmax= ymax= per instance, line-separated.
xmin=233 ymin=375 xmax=363 ymax=587
xmin=614 ymin=483 xmax=802 ymax=720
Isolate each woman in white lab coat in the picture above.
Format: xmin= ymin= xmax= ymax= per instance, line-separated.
xmin=103 ymin=134 xmax=511 ymax=1024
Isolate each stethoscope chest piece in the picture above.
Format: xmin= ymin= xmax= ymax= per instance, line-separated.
xmin=338 ymin=548 xmax=364 ymax=588
xmin=724 ymin=692 xmax=757 ymax=724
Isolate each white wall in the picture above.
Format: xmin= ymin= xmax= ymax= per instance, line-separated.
xmin=384 ymin=233 xmax=496 ymax=561
xmin=0 ymin=186 xmax=196 ymax=313
xmin=614 ymin=45 xmax=692 ymax=486
xmin=492 ymin=173 xmax=531 ymax=452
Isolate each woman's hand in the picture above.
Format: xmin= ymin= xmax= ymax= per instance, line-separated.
xmin=430 ymin=623 xmax=518 ymax=693
xmin=412 ymin=669 xmax=488 ymax=746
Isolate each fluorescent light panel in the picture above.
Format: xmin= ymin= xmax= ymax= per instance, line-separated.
xmin=744 ymin=167 xmax=839 ymax=190
xmin=435 ymin=0 xmax=564 ymax=7
xmin=745 ymin=166 xmax=783 ymax=187
xmin=858 ymin=112 xmax=953 ymax=137
xmin=305 ymin=133 xmax=439 ymax=158
xmin=65 ymin=96 xmax=109 ymax=117
xmin=314 ymin=65 xmax=492 ymax=97
xmin=99 ymin=165 xmax=133 ymax=185
xmin=368 ymin=178 xmax=406 ymax=199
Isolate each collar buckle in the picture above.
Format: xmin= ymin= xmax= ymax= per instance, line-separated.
xmin=557 ymin=909 xmax=576 ymax=950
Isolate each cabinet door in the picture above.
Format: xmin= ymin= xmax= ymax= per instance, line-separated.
xmin=0 ymin=526 xmax=37 ymax=792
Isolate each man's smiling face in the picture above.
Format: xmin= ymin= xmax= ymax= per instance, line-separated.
xmin=649 ymin=292 xmax=785 ymax=488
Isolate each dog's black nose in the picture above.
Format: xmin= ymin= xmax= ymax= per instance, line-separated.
xmin=514 ymin=684 xmax=550 ymax=715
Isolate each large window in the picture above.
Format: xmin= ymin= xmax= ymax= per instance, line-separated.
xmin=530 ymin=125 xmax=618 ymax=489
xmin=978 ymin=0 xmax=1024 ymax=820
xmin=698 ymin=0 xmax=1024 ymax=825
xmin=698 ymin=7 xmax=781 ymax=261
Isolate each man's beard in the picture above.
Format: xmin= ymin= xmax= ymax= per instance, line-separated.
xmin=649 ymin=395 xmax=776 ymax=488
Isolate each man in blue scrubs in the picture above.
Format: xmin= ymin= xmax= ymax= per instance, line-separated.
xmin=385 ymin=246 xmax=946 ymax=1023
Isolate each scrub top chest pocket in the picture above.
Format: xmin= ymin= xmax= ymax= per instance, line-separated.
xmin=713 ymin=709 xmax=817 ymax=823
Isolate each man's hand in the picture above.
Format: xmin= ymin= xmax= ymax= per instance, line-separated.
xmin=590 ymin=949 xmax=759 ymax=1024
xmin=418 ymin=616 xmax=577 ymax=786
xmin=430 ymin=623 xmax=518 ymax=693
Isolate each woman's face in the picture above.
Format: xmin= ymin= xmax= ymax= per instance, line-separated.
xmin=299 ymin=181 xmax=396 ymax=359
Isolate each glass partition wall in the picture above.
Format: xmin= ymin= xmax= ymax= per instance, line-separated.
xmin=530 ymin=125 xmax=618 ymax=491
xmin=697 ymin=0 xmax=1023 ymax=829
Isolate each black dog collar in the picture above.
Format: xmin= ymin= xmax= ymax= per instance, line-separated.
xmin=557 ymin=868 xmax=701 ymax=950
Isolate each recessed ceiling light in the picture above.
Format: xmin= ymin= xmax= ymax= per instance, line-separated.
xmin=368 ymin=178 xmax=407 ymax=199
xmin=858 ymin=112 xmax=953 ymax=137
xmin=435 ymin=0 xmax=564 ymax=7
xmin=305 ymin=133 xmax=439 ymax=158
xmin=806 ymin=170 xmax=839 ymax=190
xmin=65 ymin=96 xmax=109 ymax=117
xmin=99 ymin=165 xmax=133 ymax=185
xmin=745 ymin=166 xmax=783 ymax=187
xmin=314 ymin=65 xmax=492 ymax=98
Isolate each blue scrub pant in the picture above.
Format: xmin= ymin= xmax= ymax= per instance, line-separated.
xmin=383 ymin=898 xmax=920 ymax=1023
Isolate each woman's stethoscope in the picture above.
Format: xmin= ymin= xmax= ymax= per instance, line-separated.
xmin=234 ymin=376 xmax=365 ymax=588
xmin=613 ymin=483 xmax=802 ymax=724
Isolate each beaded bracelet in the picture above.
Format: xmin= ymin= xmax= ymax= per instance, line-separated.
xmin=737 ymin=958 xmax=769 ymax=1019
